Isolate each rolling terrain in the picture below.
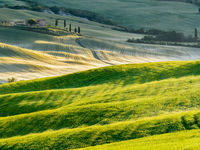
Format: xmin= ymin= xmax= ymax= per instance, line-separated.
xmin=1 ymin=1 xmax=200 ymax=149
xmin=1 ymin=7 xmax=200 ymax=83
xmin=0 ymin=60 xmax=200 ymax=149
xmin=24 ymin=0 xmax=200 ymax=35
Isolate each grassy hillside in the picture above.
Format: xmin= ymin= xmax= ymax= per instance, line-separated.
xmin=1 ymin=111 xmax=200 ymax=150
xmin=28 ymin=0 xmax=200 ymax=35
xmin=0 ymin=60 xmax=200 ymax=149
xmin=76 ymin=129 xmax=200 ymax=150
xmin=0 ymin=40 xmax=102 ymax=83
xmin=0 ymin=60 xmax=200 ymax=94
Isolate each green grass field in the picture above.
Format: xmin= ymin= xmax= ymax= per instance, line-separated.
xmin=0 ymin=60 xmax=200 ymax=149
xmin=76 ymin=129 xmax=200 ymax=150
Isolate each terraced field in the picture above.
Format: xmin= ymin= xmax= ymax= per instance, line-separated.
xmin=0 ymin=60 xmax=200 ymax=149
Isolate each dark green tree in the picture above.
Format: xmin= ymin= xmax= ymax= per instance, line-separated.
xmin=75 ymin=27 xmax=77 ymax=33
xmin=69 ymin=24 xmax=72 ymax=32
xmin=64 ymin=20 xmax=66 ymax=28
xmin=55 ymin=19 xmax=58 ymax=26
xmin=8 ymin=77 xmax=16 ymax=83
xmin=78 ymin=26 xmax=80 ymax=33
xmin=195 ymin=28 xmax=198 ymax=40
xmin=27 ymin=18 xmax=37 ymax=26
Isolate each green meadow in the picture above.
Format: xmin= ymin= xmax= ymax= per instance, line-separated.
xmin=1 ymin=60 xmax=200 ymax=149
xmin=77 ymin=129 xmax=200 ymax=150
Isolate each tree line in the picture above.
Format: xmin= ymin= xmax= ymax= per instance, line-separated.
xmin=127 ymin=29 xmax=199 ymax=43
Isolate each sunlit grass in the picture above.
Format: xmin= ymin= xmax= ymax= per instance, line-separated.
xmin=0 ymin=60 xmax=200 ymax=149
xmin=76 ymin=129 xmax=200 ymax=150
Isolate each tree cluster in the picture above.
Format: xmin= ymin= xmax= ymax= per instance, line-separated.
xmin=128 ymin=30 xmax=198 ymax=43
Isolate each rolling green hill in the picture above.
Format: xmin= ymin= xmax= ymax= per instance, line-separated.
xmin=0 ymin=60 xmax=200 ymax=149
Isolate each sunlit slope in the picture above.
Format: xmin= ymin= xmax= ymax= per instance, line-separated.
xmin=76 ymin=38 xmax=200 ymax=62
xmin=1 ymin=111 xmax=200 ymax=150
xmin=1 ymin=24 xmax=200 ymax=83
xmin=0 ymin=60 xmax=199 ymax=94
xmin=1 ymin=76 xmax=200 ymax=136
xmin=0 ymin=61 xmax=200 ymax=149
xmin=0 ymin=41 xmax=104 ymax=83
xmin=76 ymin=129 xmax=200 ymax=150
xmin=0 ymin=7 xmax=143 ymax=82
xmin=29 ymin=0 xmax=200 ymax=35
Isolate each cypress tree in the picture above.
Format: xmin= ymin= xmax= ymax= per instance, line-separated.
xmin=64 ymin=20 xmax=66 ymax=28
xmin=75 ymin=27 xmax=77 ymax=33
xmin=195 ymin=28 xmax=198 ymax=40
xmin=55 ymin=19 xmax=58 ymax=26
xmin=69 ymin=24 xmax=72 ymax=32
xmin=78 ymin=26 xmax=80 ymax=34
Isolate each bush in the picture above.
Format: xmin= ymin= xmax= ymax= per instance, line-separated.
xmin=7 ymin=77 xmax=16 ymax=83
xmin=27 ymin=18 xmax=37 ymax=26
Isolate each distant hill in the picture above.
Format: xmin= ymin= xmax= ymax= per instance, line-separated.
xmin=24 ymin=0 xmax=200 ymax=35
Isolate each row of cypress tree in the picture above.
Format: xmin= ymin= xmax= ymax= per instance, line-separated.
xmin=55 ymin=19 xmax=81 ymax=33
